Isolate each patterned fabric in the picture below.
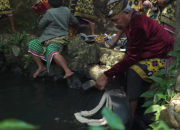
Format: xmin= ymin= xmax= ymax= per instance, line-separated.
xmin=0 ymin=0 xmax=12 ymax=14
xmin=70 ymin=0 xmax=95 ymax=20
xmin=128 ymin=0 xmax=140 ymax=11
xmin=28 ymin=39 xmax=65 ymax=71
xmin=147 ymin=0 xmax=176 ymax=33
xmin=100 ymin=0 xmax=128 ymax=17
xmin=130 ymin=58 xmax=165 ymax=83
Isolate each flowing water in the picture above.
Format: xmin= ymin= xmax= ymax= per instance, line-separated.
xmin=0 ymin=74 xmax=87 ymax=130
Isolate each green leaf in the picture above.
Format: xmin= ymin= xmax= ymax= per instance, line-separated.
xmin=160 ymin=78 xmax=168 ymax=87
xmin=151 ymin=116 xmax=156 ymax=121
xmin=18 ymin=22 xmax=22 ymax=25
xmin=144 ymin=105 xmax=161 ymax=114
xmin=153 ymin=94 xmax=161 ymax=104
xmin=101 ymin=107 xmax=125 ymax=130
xmin=89 ymin=126 xmax=105 ymax=130
xmin=175 ymin=46 xmax=180 ymax=51
xmin=140 ymin=90 xmax=154 ymax=98
xmin=142 ymin=100 xmax=154 ymax=107
xmin=149 ymin=121 xmax=159 ymax=129
xmin=169 ymin=70 xmax=176 ymax=77
xmin=176 ymin=62 xmax=180 ymax=68
xmin=155 ymin=111 xmax=160 ymax=121
xmin=177 ymin=56 xmax=180 ymax=62
xmin=156 ymin=69 xmax=167 ymax=76
xmin=167 ymin=78 xmax=175 ymax=87
xmin=154 ymin=120 xmax=170 ymax=130
xmin=156 ymin=93 xmax=166 ymax=99
xmin=4 ymin=48 xmax=9 ymax=53
xmin=167 ymin=51 xmax=178 ymax=57
xmin=32 ymin=26 xmax=35 ymax=30
xmin=0 ymin=119 xmax=39 ymax=130
xmin=167 ymin=89 xmax=172 ymax=98
xmin=168 ymin=62 xmax=176 ymax=70
xmin=161 ymin=100 xmax=166 ymax=105
xmin=149 ymin=76 xmax=163 ymax=83
xmin=26 ymin=23 xmax=29 ymax=26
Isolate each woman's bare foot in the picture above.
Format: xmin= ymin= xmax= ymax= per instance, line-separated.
xmin=33 ymin=66 xmax=47 ymax=78
xmin=64 ymin=70 xmax=74 ymax=79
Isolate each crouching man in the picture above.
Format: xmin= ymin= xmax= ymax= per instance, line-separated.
xmin=95 ymin=0 xmax=174 ymax=124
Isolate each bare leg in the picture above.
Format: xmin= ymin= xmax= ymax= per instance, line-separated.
xmin=129 ymin=99 xmax=139 ymax=126
xmin=89 ymin=23 xmax=95 ymax=35
xmin=53 ymin=53 xmax=74 ymax=78
xmin=8 ymin=16 xmax=16 ymax=33
xmin=31 ymin=54 xmax=47 ymax=78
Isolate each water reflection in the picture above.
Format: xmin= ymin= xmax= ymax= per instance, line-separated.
xmin=0 ymin=74 xmax=87 ymax=130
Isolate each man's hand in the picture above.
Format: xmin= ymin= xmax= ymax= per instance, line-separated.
xmin=95 ymin=73 xmax=109 ymax=90
xmin=106 ymin=37 xmax=116 ymax=48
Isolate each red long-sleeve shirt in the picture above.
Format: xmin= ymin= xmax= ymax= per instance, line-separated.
xmin=104 ymin=12 xmax=174 ymax=81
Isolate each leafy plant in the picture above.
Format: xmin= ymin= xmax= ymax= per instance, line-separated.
xmin=6 ymin=28 xmax=11 ymax=33
xmin=24 ymin=55 xmax=33 ymax=69
xmin=13 ymin=33 xmax=20 ymax=45
xmin=0 ymin=41 xmax=11 ymax=53
xmin=89 ymin=107 xmax=170 ymax=130
xmin=89 ymin=107 xmax=125 ymax=130
xmin=0 ymin=41 xmax=4 ymax=47
xmin=141 ymin=48 xmax=180 ymax=128
xmin=32 ymin=17 xmax=40 ymax=30
xmin=18 ymin=22 xmax=29 ymax=27
xmin=0 ymin=119 xmax=39 ymax=130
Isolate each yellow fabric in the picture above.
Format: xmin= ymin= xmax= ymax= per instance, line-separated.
xmin=128 ymin=0 xmax=140 ymax=11
xmin=130 ymin=58 xmax=165 ymax=83
xmin=0 ymin=0 xmax=12 ymax=14
xmin=70 ymin=0 xmax=95 ymax=20
xmin=105 ymin=1 xmax=124 ymax=17
xmin=146 ymin=0 xmax=176 ymax=29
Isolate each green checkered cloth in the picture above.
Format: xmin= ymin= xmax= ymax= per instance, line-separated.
xmin=28 ymin=38 xmax=65 ymax=71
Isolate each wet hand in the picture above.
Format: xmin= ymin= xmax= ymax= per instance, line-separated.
xmin=95 ymin=73 xmax=109 ymax=90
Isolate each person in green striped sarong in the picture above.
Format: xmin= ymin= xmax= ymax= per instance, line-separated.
xmin=28 ymin=0 xmax=79 ymax=78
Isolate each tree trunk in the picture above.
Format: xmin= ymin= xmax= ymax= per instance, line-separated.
xmin=174 ymin=0 xmax=180 ymax=92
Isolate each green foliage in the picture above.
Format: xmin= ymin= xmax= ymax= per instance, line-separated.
xmin=141 ymin=48 xmax=180 ymax=129
xmin=0 ymin=119 xmax=39 ymax=130
xmin=24 ymin=55 xmax=33 ymax=69
xmin=0 ymin=41 xmax=11 ymax=53
xmin=18 ymin=22 xmax=29 ymax=27
xmin=89 ymin=107 xmax=125 ymax=130
xmin=32 ymin=17 xmax=40 ymax=30
xmin=89 ymin=108 xmax=170 ymax=130
xmin=0 ymin=41 xmax=4 ymax=47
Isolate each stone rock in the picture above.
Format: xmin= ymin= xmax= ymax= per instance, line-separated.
xmin=68 ymin=59 xmax=87 ymax=73
xmin=48 ymin=64 xmax=64 ymax=76
xmin=12 ymin=45 xmax=21 ymax=57
xmin=84 ymin=65 xmax=108 ymax=81
xmin=5 ymin=55 xmax=17 ymax=67
xmin=14 ymin=67 xmax=23 ymax=75
xmin=82 ymin=80 xmax=96 ymax=90
xmin=67 ymin=75 xmax=82 ymax=89
xmin=53 ymin=75 xmax=64 ymax=82
xmin=78 ymin=43 xmax=101 ymax=64
xmin=100 ymin=48 xmax=125 ymax=65
xmin=68 ymin=38 xmax=88 ymax=59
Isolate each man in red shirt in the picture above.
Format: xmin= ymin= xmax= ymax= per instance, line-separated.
xmin=96 ymin=0 xmax=174 ymax=122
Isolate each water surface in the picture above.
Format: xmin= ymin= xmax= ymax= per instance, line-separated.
xmin=0 ymin=74 xmax=87 ymax=130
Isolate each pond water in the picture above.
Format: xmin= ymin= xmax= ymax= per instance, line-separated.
xmin=0 ymin=74 xmax=87 ymax=130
